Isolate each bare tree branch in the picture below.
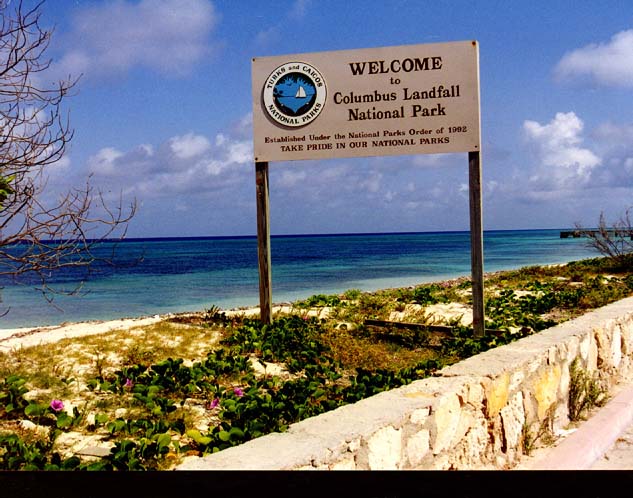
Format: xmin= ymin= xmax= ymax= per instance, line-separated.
xmin=0 ymin=1 xmax=136 ymax=306
xmin=574 ymin=206 xmax=633 ymax=268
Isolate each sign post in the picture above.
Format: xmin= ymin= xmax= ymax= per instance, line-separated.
xmin=469 ymin=151 xmax=485 ymax=337
xmin=252 ymin=40 xmax=485 ymax=334
xmin=255 ymin=161 xmax=272 ymax=324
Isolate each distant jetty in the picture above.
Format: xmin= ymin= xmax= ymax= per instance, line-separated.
xmin=560 ymin=230 xmax=633 ymax=239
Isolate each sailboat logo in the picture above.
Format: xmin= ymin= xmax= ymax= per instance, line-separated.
xmin=262 ymin=62 xmax=327 ymax=128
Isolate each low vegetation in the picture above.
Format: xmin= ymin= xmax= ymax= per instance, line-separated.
xmin=568 ymin=357 xmax=607 ymax=422
xmin=1 ymin=255 xmax=632 ymax=470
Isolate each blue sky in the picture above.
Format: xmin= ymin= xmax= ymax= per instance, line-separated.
xmin=32 ymin=0 xmax=633 ymax=237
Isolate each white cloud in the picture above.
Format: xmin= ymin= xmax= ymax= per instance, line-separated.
xmin=412 ymin=153 xmax=460 ymax=168
xmin=88 ymin=147 xmax=125 ymax=176
xmin=591 ymin=122 xmax=633 ymax=187
xmin=226 ymin=140 xmax=252 ymax=165
xmin=485 ymin=180 xmax=499 ymax=195
xmin=231 ymin=113 xmax=253 ymax=139
xmin=42 ymin=155 xmax=72 ymax=188
xmin=592 ymin=122 xmax=633 ymax=155
xmin=169 ymin=133 xmax=211 ymax=160
xmin=359 ymin=171 xmax=382 ymax=193
xmin=201 ymin=158 xmax=225 ymax=176
xmin=384 ymin=190 xmax=396 ymax=202
xmin=555 ymin=29 xmax=633 ymax=87
xmin=87 ymin=124 xmax=252 ymax=199
xmin=499 ymin=114 xmax=633 ymax=210
xmin=278 ymin=170 xmax=307 ymax=188
xmin=523 ymin=112 xmax=601 ymax=190
xmin=254 ymin=27 xmax=281 ymax=47
xmin=54 ymin=0 xmax=218 ymax=79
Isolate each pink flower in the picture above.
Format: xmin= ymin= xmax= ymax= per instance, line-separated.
xmin=50 ymin=399 xmax=64 ymax=412
xmin=207 ymin=397 xmax=219 ymax=410
xmin=124 ymin=378 xmax=133 ymax=389
xmin=233 ymin=387 xmax=244 ymax=397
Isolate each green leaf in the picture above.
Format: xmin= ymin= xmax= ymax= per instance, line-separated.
xmin=156 ymin=433 xmax=171 ymax=449
xmin=95 ymin=413 xmax=109 ymax=425
xmin=61 ymin=456 xmax=81 ymax=469
xmin=228 ymin=427 xmax=244 ymax=440
xmin=186 ymin=429 xmax=201 ymax=439
xmin=218 ymin=430 xmax=230 ymax=442
xmin=24 ymin=403 xmax=44 ymax=417
xmin=83 ymin=460 xmax=111 ymax=471
xmin=56 ymin=414 xmax=72 ymax=429
xmin=107 ymin=419 xmax=127 ymax=434
xmin=186 ymin=429 xmax=212 ymax=446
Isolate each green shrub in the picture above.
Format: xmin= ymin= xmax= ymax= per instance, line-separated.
xmin=568 ymin=358 xmax=606 ymax=422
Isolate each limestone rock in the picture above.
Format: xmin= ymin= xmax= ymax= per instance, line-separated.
xmin=406 ymin=429 xmax=430 ymax=467
xmin=366 ymin=426 xmax=402 ymax=469
xmin=500 ymin=391 xmax=525 ymax=450
xmin=431 ymin=392 xmax=462 ymax=455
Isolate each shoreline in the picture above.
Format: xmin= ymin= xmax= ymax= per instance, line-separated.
xmin=0 ymin=230 xmax=599 ymax=331
xmin=0 ymin=315 xmax=166 ymax=352
xmin=0 ymin=264 xmax=576 ymax=351
xmin=0 ymin=301 xmax=322 ymax=351
xmin=0 ymin=277 xmax=469 ymax=350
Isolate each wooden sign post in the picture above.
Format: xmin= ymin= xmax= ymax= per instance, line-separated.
xmin=252 ymin=41 xmax=485 ymax=334
xmin=255 ymin=161 xmax=272 ymax=324
xmin=469 ymin=151 xmax=484 ymax=337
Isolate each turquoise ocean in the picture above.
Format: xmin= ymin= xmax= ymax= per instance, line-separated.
xmin=0 ymin=229 xmax=600 ymax=329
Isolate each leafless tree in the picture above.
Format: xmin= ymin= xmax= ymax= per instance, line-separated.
xmin=0 ymin=1 xmax=136 ymax=306
xmin=574 ymin=207 xmax=633 ymax=267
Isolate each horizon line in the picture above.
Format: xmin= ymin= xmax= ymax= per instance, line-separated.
xmin=88 ymin=227 xmax=577 ymax=244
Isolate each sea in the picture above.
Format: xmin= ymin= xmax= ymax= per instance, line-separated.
xmin=0 ymin=229 xmax=601 ymax=329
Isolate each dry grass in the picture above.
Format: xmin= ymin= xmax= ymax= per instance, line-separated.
xmin=320 ymin=326 xmax=437 ymax=372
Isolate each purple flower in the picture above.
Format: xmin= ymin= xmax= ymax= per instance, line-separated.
xmin=207 ymin=397 xmax=219 ymax=410
xmin=233 ymin=387 xmax=244 ymax=397
xmin=124 ymin=378 xmax=133 ymax=389
xmin=50 ymin=399 xmax=64 ymax=412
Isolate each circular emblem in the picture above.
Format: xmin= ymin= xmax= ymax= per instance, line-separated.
xmin=262 ymin=62 xmax=326 ymax=128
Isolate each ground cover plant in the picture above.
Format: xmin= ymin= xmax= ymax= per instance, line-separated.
xmin=0 ymin=255 xmax=632 ymax=470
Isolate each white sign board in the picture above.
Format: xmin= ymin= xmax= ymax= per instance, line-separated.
xmin=252 ymin=40 xmax=480 ymax=162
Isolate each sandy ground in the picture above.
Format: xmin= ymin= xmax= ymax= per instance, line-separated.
xmin=0 ymin=303 xmax=297 ymax=351
xmin=0 ymin=314 xmax=167 ymax=352
xmin=0 ymin=300 xmax=472 ymax=353
xmin=589 ymin=420 xmax=633 ymax=469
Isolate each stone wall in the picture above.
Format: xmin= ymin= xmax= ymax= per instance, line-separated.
xmin=177 ymin=296 xmax=633 ymax=470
